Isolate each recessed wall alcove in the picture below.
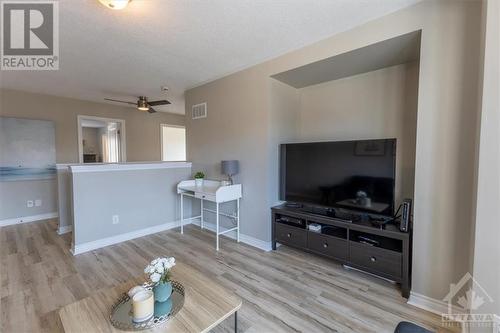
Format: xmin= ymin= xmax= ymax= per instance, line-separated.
xmin=268 ymin=31 xmax=421 ymax=207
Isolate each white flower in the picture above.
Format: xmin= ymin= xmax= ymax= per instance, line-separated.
xmin=150 ymin=272 xmax=161 ymax=283
xmin=161 ymin=257 xmax=175 ymax=270
xmin=155 ymin=263 xmax=165 ymax=274
xmin=145 ymin=257 xmax=175 ymax=283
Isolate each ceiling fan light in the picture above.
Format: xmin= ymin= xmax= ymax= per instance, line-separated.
xmin=98 ymin=0 xmax=130 ymax=10
xmin=137 ymin=98 xmax=149 ymax=111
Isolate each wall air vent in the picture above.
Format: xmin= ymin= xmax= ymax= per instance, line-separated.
xmin=192 ymin=103 xmax=207 ymax=119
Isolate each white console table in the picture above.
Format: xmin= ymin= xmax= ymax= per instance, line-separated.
xmin=177 ymin=180 xmax=242 ymax=251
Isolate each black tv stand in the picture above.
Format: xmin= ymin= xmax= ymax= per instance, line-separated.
xmin=271 ymin=204 xmax=412 ymax=298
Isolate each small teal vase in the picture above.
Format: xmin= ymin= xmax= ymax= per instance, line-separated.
xmin=154 ymin=298 xmax=173 ymax=317
xmin=153 ymin=281 xmax=172 ymax=302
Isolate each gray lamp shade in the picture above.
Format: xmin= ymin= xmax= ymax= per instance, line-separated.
xmin=221 ymin=160 xmax=239 ymax=175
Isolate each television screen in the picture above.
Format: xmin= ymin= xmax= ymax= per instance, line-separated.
xmin=280 ymin=139 xmax=396 ymax=216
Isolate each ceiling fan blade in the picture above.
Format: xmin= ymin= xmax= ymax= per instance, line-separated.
xmin=104 ymin=98 xmax=136 ymax=105
xmin=147 ymin=107 xmax=157 ymax=114
xmin=148 ymin=99 xmax=171 ymax=106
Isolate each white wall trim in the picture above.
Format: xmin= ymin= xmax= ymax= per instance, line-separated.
xmin=72 ymin=218 xmax=272 ymax=255
xmin=240 ymin=233 xmax=273 ymax=251
xmin=57 ymin=225 xmax=72 ymax=235
xmin=69 ymin=161 xmax=192 ymax=173
xmin=494 ymin=315 xmax=500 ymax=333
xmin=0 ymin=212 xmax=59 ymax=228
xmin=408 ymin=291 xmax=465 ymax=316
xmin=72 ymin=220 xmax=180 ymax=255
xmin=191 ymin=219 xmax=273 ymax=251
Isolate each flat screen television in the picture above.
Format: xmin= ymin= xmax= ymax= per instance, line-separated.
xmin=280 ymin=139 xmax=396 ymax=216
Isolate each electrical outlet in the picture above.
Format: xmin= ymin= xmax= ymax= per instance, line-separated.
xmin=27 ymin=200 xmax=34 ymax=208
xmin=35 ymin=199 xmax=42 ymax=207
xmin=112 ymin=215 xmax=119 ymax=224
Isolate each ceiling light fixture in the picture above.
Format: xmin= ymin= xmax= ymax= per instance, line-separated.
xmin=137 ymin=97 xmax=149 ymax=111
xmin=98 ymin=0 xmax=130 ymax=10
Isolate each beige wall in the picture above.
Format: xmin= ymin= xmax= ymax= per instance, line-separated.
xmin=185 ymin=0 xmax=483 ymax=303
xmin=0 ymin=89 xmax=185 ymax=163
xmin=268 ymin=79 xmax=300 ymax=208
xmin=71 ymin=165 xmax=191 ymax=250
xmin=472 ymin=0 xmax=500 ymax=319
xmin=0 ymin=89 xmax=185 ymax=220
xmin=297 ymin=63 xmax=418 ymax=206
xmin=186 ymin=66 xmax=271 ymax=242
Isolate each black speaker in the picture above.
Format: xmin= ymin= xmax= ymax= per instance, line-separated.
xmin=400 ymin=199 xmax=412 ymax=232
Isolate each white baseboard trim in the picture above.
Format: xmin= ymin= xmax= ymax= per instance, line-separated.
xmin=191 ymin=219 xmax=272 ymax=252
xmin=72 ymin=218 xmax=272 ymax=255
xmin=72 ymin=220 xmax=179 ymax=255
xmin=57 ymin=225 xmax=72 ymax=235
xmin=408 ymin=291 xmax=465 ymax=316
xmin=239 ymin=233 xmax=273 ymax=252
xmin=0 ymin=212 xmax=58 ymax=228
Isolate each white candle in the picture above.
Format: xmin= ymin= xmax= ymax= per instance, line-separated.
xmin=132 ymin=290 xmax=154 ymax=322
xmin=128 ymin=285 xmax=145 ymax=298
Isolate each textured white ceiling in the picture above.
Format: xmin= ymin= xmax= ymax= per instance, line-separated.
xmin=0 ymin=0 xmax=421 ymax=114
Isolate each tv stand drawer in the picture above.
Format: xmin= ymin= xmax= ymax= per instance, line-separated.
xmin=275 ymin=224 xmax=306 ymax=248
xmin=349 ymin=243 xmax=402 ymax=279
xmin=307 ymin=232 xmax=347 ymax=261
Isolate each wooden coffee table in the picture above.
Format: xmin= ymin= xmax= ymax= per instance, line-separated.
xmin=59 ymin=263 xmax=242 ymax=332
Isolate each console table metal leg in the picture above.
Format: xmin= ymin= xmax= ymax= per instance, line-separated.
xmin=236 ymin=198 xmax=240 ymax=243
xmin=200 ymin=199 xmax=204 ymax=229
xmin=234 ymin=311 xmax=238 ymax=332
xmin=180 ymin=193 xmax=184 ymax=234
xmin=216 ymin=202 xmax=220 ymax=251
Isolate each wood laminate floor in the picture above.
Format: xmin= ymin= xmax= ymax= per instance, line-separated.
xmin=0 ymin=220 xmax=459 ymax=333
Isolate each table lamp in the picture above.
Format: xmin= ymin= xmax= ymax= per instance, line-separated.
xmin=221 ymin=160 xmax=239 ymax=185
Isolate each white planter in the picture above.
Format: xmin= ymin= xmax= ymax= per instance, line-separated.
xmin=195 ymin=178 xmax=204 ymax=187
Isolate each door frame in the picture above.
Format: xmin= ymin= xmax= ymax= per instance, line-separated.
xmin=77 ymin=115 xmax=127 ymax=163
xmin=160 ymin=123 xmax=186 ymax=161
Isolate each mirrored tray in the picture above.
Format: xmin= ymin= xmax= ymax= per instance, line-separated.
xmin=110 ymin=280 xmax=185 ymax=331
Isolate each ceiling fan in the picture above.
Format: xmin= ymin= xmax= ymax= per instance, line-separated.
xmin=104 ymin=96 xmax=171 ymax=113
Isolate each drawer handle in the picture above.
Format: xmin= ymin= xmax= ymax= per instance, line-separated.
xmin=370 ymin=256 xmax=377 ymax=262
xmin=202 ymin=195 xmax=206 ymax=198
xmin=323 ymin=243 xmax=328 ymax=248
xmin=287 ymin=233 xmax=291 ymax=238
